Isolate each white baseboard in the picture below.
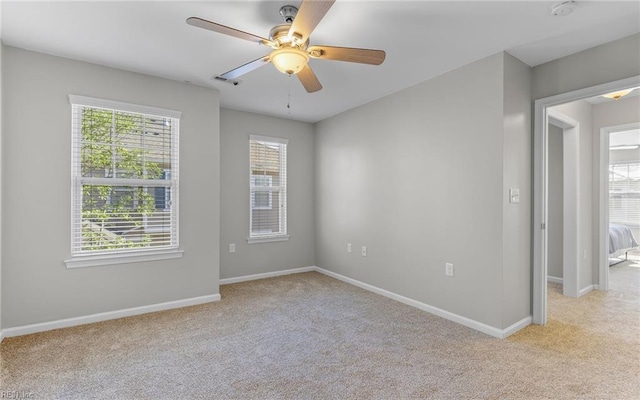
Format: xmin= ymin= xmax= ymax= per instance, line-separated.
xmin=1 ymin=264 xmax=534 ymax=341
xmin=547 ymin=276 xmax=563 ymax=284
xmin=502 ymin=316 xmax=533 ymax=338
xmin=579 ymin=284 xmax=595 ymax=297
xmin=1 ymin=294 xmax=220 ymax=339
xmin=314 ymin=267 xmax=529 ymax=339
xmin=220 ymin=266 xmax=315 ymax=285
xmin=545 ymin=278 xmax=599 ymax=295
xmin=0 ymin=330 xmax=5 ymax=343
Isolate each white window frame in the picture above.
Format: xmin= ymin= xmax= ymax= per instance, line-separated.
xmin=65 ymin=95 xmax=183 ymax=268
xmin=248 ymin=135 xmax=289 ymax=244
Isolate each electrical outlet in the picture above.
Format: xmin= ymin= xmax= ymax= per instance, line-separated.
xmin=229 ymin=243 xmax=235 ymax=253
xmin=445 ymin=262 xmax=454 ymax=277
xmin=362 ymin=246 xmax=367 ymax=257
xmin=347 ymin=243 xmax=352 ymax=253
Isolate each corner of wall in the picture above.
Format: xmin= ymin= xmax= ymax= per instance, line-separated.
xmin=2 ymin=47 xmax=220 ymax=328
xmin=219 ymin=109 xmax=316 ymax=280
xmin=501 ymin=53 xmax=533 ymax=329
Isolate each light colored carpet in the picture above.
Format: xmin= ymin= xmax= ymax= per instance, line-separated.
xmin=609 ymin=258 xmax=640 ymax=295
xmin=1 ymin=271 xmax=639 ymax=399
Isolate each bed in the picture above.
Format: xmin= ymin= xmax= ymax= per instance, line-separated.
xmin=609 ymin=223 xmax=639 ymax=264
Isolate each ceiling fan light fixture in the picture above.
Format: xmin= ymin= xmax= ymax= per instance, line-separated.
xmin=602 ymin=88 xmax=634 ymax=100
xmin=270 ymin=47 xmax=309 ymax=75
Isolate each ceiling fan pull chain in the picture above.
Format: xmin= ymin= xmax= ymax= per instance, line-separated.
xmin=287 ymin=74 xmax=292 ymax=114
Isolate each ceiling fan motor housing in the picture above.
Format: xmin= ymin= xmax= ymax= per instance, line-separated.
xmin=269 ymin=24 xmax=308 ymax=49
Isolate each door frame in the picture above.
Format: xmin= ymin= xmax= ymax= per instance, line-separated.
xmin=547 ymin=111 xmax=581 ymax=298
xmin=599 ymin=121 xmax=640 ymax=292
xmin=532 ymin=75 xmax=640 ymax=325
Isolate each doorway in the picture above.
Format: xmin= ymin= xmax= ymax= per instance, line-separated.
xmin=599 ymin=123 xmax=640 ymax=291
xmin=547 ymin=111 xmax=581 ymax=298
xmin=532 ymin=75 xmax=640 ymax=325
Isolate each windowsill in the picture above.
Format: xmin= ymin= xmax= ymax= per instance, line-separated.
xmin=247 ymin=235 xmax=290 ymax=244
xmin=64 ymin=248 xmax=184 ymax=269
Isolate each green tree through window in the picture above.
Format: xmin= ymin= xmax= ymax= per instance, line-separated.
xmin=71 ymin=99 xmax=179 ymax=255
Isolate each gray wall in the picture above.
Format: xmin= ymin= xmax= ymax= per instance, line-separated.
xmin=547 ymin=124 xmax=563 ymax=278
xmin=501 ymin=53 xmax=532 ymax=327
xmin=549 ymin=100 xmax=594 ymax=289
xmin=532 ymin=33 xmax=640 ymax=100
xmin=220 ymin=108 xmax=315 ymax=279
xmin=315 ymin=52 xmax=531 ymax=330
xmin=2 ymin=46 xmax=220 ymax=328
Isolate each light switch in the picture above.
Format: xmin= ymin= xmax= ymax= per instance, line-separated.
xmin=509 ymin=188 xmax=520 ymax=204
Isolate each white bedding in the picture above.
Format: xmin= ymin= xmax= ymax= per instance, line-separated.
xmin=609 ymin=223 xmax=639 ymax=256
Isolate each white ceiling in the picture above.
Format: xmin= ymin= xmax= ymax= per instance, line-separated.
xmin=2 ymin=1 xmax=639 ymax=123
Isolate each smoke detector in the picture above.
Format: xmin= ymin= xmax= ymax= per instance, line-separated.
xmin=551 ymin=1 xmax=577 ymax=17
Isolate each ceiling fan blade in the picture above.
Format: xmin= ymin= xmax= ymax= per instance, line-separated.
xmin=288 ymin=0 xmax=335 ymax=43
xmin=187 ymin=17 xmax=272 ymax=47
xmin=219 ymin=56 xmax=271 ymax=80
xmin=308 ymin=45 xmax=386 ymax=65
xmin=297 ymin=64 xmax=322 ymax=93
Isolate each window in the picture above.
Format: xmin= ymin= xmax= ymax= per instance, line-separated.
xmin=251 ymin=175 xmax=273 ymax=209
xmin=67 ymin=95 xmax=182 ymax=267
xmin=609 ymin=162 xmax=640 ymax=228
xmin=249 ymin=135 xmax=288 ymax=243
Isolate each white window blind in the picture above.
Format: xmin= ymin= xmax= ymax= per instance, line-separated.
xmin=249 ymin=135 xmax=288 ymax=241
xmin=609 ymin=162 xmax=640 ymax=228
xmin=70 ymin=95 xmax=180 ymax=257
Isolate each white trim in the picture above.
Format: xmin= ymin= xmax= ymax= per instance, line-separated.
xmin=220 ymin=266 xmax=315 ymax=285
xmin=0 ymin=331 xmax=5 ymax=344
xmin=502 ymin=316 xmax=534 ymax=338
xmin=599 ymin=122 xmax=640 ymax=292
xmin=220 ymin=265 xmax=531 ymax=338
xmin=547 ymin=276 xmax=563 ymax=284
xmin=549 ymin=111 xmax=581 ymax=298
xmin=548 ymin=112 xmax=578 ymax=129
xmin=1 ymin=294 xmax=220 ymax=339
xmin=533 ymin=75 xmax=640 ymax=325
xmin=533 ymin=99 xmax=548 ymax=325
xmin=314 ymin=267 xmax=529 ymax=339
xmin=68 ymin=94 xmax=182 ymax=119
xmin=249 ymin=134 xmax=289 ymax=145
xmin=600 ymin=128 xmax=611 ymax=292
xmin=579 ymin=285 xmax=596 ymax=297
xmin=2 ymin=265 xmax=533 ymax=341
xmin=69 ymin=98 xmax=181 ymax=259
xmin=249 ymin=136 xmax=288 ymax=241
xmin=247 ymin=235 xmax=290 ymax=244
xmin=65 ymin=249 xmax=183 ymax=268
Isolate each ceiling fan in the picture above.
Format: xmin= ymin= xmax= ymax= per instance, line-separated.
xmin=186 ymin=0 xmax=386 ymax=93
